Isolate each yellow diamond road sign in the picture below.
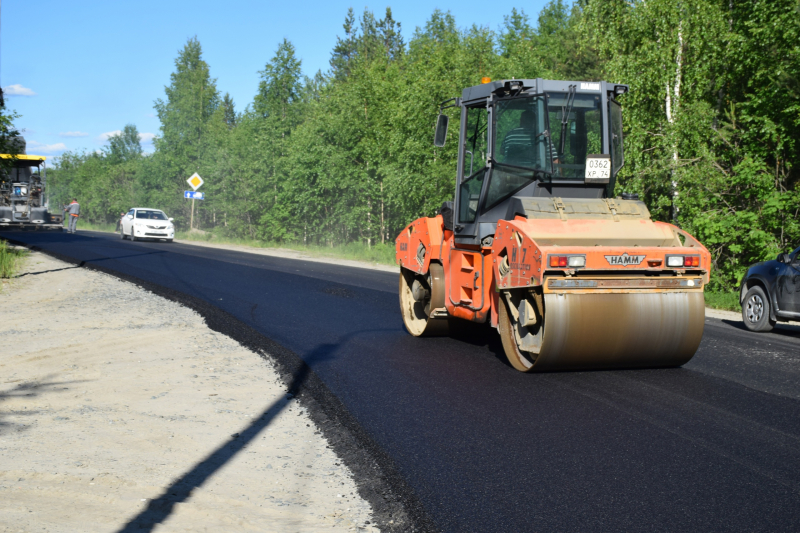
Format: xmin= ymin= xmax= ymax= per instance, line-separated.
xmin=187 ymin=173 xmax=204 ymax=191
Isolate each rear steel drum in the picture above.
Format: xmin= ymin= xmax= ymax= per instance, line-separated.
xmin=500 ymin=291 xmax=705 ymax=371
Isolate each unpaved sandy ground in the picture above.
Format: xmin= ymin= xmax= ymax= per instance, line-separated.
xmin=0 ymin=250 xmax=379 ymax=532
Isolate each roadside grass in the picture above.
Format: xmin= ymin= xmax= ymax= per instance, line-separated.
xmin=76 ymin=221 xmax=118 ymax=233
xmin=0 ymin=239 xmax=28 ymax=279
xmin=174 ymin=230 xmax=398 ymax=266
xmin=704 ymin=290 xmax=740 ymax=312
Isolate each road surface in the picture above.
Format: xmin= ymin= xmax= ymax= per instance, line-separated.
xmin=4 ymin=229 xmax=799 ymax=532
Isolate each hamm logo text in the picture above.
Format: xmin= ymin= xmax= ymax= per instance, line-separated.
xmin=605 ymin=253 xmax=646 ymax=266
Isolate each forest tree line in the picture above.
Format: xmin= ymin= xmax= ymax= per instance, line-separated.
xmin=48 ymin=0 xmax=800 ymax=290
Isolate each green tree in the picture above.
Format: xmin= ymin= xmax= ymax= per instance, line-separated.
xmin=254 ymin=39 xmax=303 ymax=122
xmin=104 ymin=124 xmax=142 ymax=163
xmin=249 ymin=39 xmax=306 ymax=241
xmin=48 ymin=149 xmax=135 ymax=224
xmin=497 ymin=9 xmax=542 ymax=78
xmin=222 ymin=93 xmax=237 ymax=128
xmin=150 ymin=36 xmax=220 ymax=221
xmin=155 ymin=37 xmax=220 ymax=142
xmin=45 ymin=2 xmax=800 ymax=282
xmin=0 ymin=88 xmax=21 ymax=167
xmin=582 ymin=0 xmax=800 ymax=289
xmin=377 ymin=8 xmax=404 ymax=61
xmin=330 ymin=8 xmax=358 ymax=81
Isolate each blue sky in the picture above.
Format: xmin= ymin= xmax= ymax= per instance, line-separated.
xmin=2 ymin=0 xmax=548 ymax=158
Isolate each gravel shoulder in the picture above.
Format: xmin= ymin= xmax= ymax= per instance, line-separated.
xmin=0 ymin=250 xmax=378 ymax=532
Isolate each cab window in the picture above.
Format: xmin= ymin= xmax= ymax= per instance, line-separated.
xmin=458 ymin=106 xmax=488 ymax=224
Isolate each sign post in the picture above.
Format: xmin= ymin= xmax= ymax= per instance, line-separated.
xmin=186 ymin=173 xmax=204 ymax=230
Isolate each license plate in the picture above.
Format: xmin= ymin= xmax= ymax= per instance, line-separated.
xmin=585 ymin=155 xmax=611 ymax=183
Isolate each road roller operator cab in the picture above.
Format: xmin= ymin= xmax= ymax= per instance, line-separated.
xmin=396 ymin=78 xmax=712 ymax=372
xmin=436 ymin=78 xmax=627 ymax=244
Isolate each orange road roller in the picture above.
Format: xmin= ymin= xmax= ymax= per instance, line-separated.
xmin=396 ymin=79 xmax=711 ymax=371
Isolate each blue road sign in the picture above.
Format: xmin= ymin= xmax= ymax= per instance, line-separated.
xmin=184 ymin=191 xmax=205 ymax=200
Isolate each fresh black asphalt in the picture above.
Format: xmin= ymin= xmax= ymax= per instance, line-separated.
xmin=4 ymin=229 xmax=800 ymax=533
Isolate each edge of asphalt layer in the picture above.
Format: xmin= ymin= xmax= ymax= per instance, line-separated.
xmin=6 ymin=236 xmax=440 ymax=533
xmin=80 ymin=229 xmax=400 ymax=274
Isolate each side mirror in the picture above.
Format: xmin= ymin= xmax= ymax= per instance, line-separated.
xmin=169 ymin=218 xmax=174 ymax=222
xmin=434 ymin=114 xmax=449 ymax=147
xmin=777 ymin=253 xmax=791 ymax=263
xmin=127 ymin=215 xmax=133 ymax=219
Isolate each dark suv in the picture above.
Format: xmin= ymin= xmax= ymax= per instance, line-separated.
xmin=739 ymin=246 xmax=800 ymax=331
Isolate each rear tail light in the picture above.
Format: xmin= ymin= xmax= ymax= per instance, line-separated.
xmin=549 ymin=255 xmax=585 ymax=268
xmin=667 ymin=255 xmax=700 ymax=268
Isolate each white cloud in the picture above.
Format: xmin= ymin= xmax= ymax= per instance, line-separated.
xmin=139 ymin=132 xmax=156 ymax=143
xmin=97 ymin=130 xmax=122 ymax=142
xmin=27 ymin=141 xmax=68 ymax=154
xmin=3 ymin=84 xmax=36 ymax=96
xmin=60 ymin=131 xmax=88 ymax=138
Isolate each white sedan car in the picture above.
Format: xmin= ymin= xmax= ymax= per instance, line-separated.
xmin=120 ymin=208 xmax=175 ymax=242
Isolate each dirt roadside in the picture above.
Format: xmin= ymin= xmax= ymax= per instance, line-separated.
xmin=0 ymin=250 xmax=379 ymax=532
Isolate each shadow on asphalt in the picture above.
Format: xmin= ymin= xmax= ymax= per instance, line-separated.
xmin=116 ymin=335 xmax=347 ymax=533
xmin=721 ymin=318 xmax=800 ymax=338
xmin=447 ymin=318 xmax=511 ymax=369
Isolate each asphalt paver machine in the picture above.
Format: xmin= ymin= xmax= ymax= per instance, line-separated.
xmin=0 ymin=136 xmax=62 ymax=230
xmin=396 ymin=79 xmax=711 ymax=371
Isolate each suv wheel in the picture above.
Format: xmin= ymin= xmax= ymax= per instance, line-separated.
xmin=742 ymin=285 xmax=775 ymax=332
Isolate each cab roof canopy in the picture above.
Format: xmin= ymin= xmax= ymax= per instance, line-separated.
xmin=0 ymin=154 xmax=47 ymax=167
xmin=460 ymin=78 xmax=629 ymax=103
